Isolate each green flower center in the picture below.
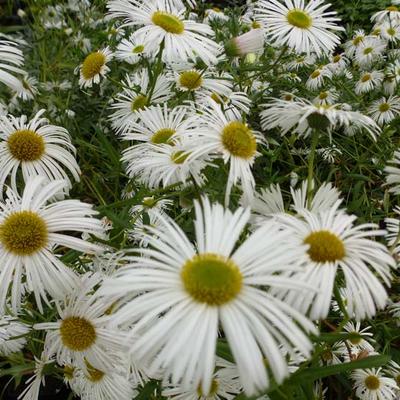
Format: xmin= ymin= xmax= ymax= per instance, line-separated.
xmin=181 ymin=253 xmax=243 ymax=305
xmin=363 ymin=47 xmax=373 ymax=55
xmin=364 ymin=375 xmax=380 ymax=390
xmin=8 ymin=129 xmax=45 ymax=161
xmin=221 ymin=121 xmax=257 ymax=159
xmin=387 ymin=27 xmax=396 ymax=36
xmin=379 ymin=102 xmax=390 ymax=112
xmin=319 ymin=91 xmax=328 ymax=100
xmin=286 ymin=9 xmax=312 ymax=29
xmin=179 ymin=70 xmax=203 ymax=90
xmin=81 ymin=52 xmax=106 ymax=80
xmin=131 ymin=95 xmax=148 ymax=112
xmin=333 ymin=55 xmax=341 ymax=63
xmin=304 ymin=230 xmax=345 ymax=263
xmin=171 ymin=150 xmax=190 ymax=164
xmin=151 ymin=128 xmax=176 ymax=144
xmin=197 ymin=379 xmax=219 ymax=396
xmin=348 ymin=332 xmax=362 ymax=345
xmin=387 ymin=5 xmax=399 ymax=11
xmin=60 ymin=317 xmax=97 ymax=351
xmin=353 ymin=36 xmax=363 ymax=46
xmin=85 ymin=361 xmax=105 ymax=382
xmin=132 ymin=45 xmax=144 ymax=54
xmin=151 ymin=11 xmax=184 ymax=34
xmin=310 ymin=70 xmax=321 ymax=79
xmin=0 ymin=211 xmax=48 ymax=255
xmin=361 ymin=73 xmax=371 ymax=82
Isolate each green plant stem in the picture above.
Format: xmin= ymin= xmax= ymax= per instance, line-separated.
xmin=307 ymin=129 xmax=320 ymax=208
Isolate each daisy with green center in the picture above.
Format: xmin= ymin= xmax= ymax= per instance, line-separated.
xmin=78 ymin=47 xmax=112 ymax=88
xmin=354 ymin=36 xmax=386 ymax=68
xmin=197 ymin=91 xmax=252 ymax=114
xmin=355 ymin=70 xmax=384 ymax=95
xmin=255 ymin=0 xmax=344 ymax=56
xmin=372 ymin=5 xmax=400 ymax=24
xmin=306 ymin=67 xmax=332 ymax=90
xmin=0 ymin=109 xmax=80 ymax=196
xmin=351 ymin=368 xmax=397 ymax=400
xmin=381 ymin=21 xmax=400 ymax=42
xmin=344 ymin=29 xmax=366 ymax=57
xmin=385 ymin=152 xmax=400 ymax=195
xmin=326 ymin=53 xmax=348 ymax=74
xmin=276 ymin=202 xmax=395 ymax=320
xmin=338 ymin=322 xmax=375 ymax=354
xmin=367 ymin=95 xmax=400 ymax=125
xmin=115 ymin=31 xmax=151 ymax=64
xmin=100 ymin=197 xmax=316 ymax=396
xmin=34 ymin=273 xmax=126 ymax=374
xmin=0 ymin=39 xmax=25 ymax=92
xmin=286 ymin=54 xmax=316 ymax=71
xmin=107 ymin=0 xmax=220 ymax=65
xmin=13 ymin=75 xmax=38 ymax=101
xmin=109 ymin=70 xmax=172 ymax=134
xmin=0 ymin=315 xmax=30 ymax=356
xmin=313 ymin=88 xmax=339 ymax=105
xmin=0 ymin=177 xmax=104 ymax=313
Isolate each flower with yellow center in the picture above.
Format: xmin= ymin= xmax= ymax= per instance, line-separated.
xmin=79 ymin=47 xmax=112 ymax=88
xmin=277 ymin=201 xmax=395 ymax=320
xmin=368 ymin=95 xmax=400 ymax=125
xmin=352 ymin=368 xmax=397 ymax=400
xmin=101 ymin=196 xmax=316 ymax=396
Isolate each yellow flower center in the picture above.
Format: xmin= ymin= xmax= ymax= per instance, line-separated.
xmin=364 ymin=375 xmax=380 ymax=390
xmin=131 ymin=95 xmax=148 ymax=112
xmin=171 ymin=150 xmax=190 ymax=164
xmin=379 ymin=102 xmax=390 ymax=112
xmin=372 ymin=28 xmax=381 ymax=36
xmin=197 ymin=379 xmax=219 ymax=396
xmin=286 ymin=9 xmax=312 ymax=29
xmin=252 ymin=21 xmax=261 ymax=29
xmin=353 ymin=36 xmax=363 ymax=46
xmin=396 ymin=374 xmax=400 ymax=386
xmin=310 ymin=70 xmax=321 ymax=79
xmin=151 ymin=128 xmax=176 ymax=144
xmin=60 ymin=317 xmax=97 ymax=351
xmin=319 ymin=91 xmax=328 ymax=100
xmin=8 ymin=129 xmax=45 ymax=162
xmin=81 ymin=52 xmax=106 ymax=80
xmin=304 ymin=230 xmax=345 ymax=263
xmin=179 ymin=70 xmax=203 ymax=90
xmin=363 ymin=47 xmax=373 ymax=55
xmin=132 ymin=45 xmax=144 ymax=54
xmin=333 ymin=55 xmax=341 ymax=63
xmin=221 ymin=121 xmax=257 ymax=159
xmin=85 ymin=361 xmax=105 ymax=382
xmin=151 ymin=11 xmax=184 ymax=34
xmin=0 ymin=211 xmax=48 ymax=255
xmin=387 ymin=5 xmax=399 ymax=11
xmin=361 ymin=73 xmax=371 ymax=82
xmin=348 ymin=332 xmax=362 ymax=345
xmin=63 ymin=365 xmax=75 ymax=380
xmin=181 ymin=253 xmax=243 ymax=305
xmin=387 ymin=27 xmax=396 ymax=36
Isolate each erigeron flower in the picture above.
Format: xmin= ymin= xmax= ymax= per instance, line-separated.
xmin=385 ymin=360 xmax=400 ymax=390
xmin=34 ymin=274 xmax=126 ymax=373
xmin=381 ymin=21 xmax=400 ymax=41
xmin=0 ymin=109 xmax=80 ymax=195
xmin=109 ymin=71 xmax=172 ymax=134
xmin=344 ymin=29 xmax=366 ymax=57
xmin=107 ymin=0 xmax=221 ymax=65
xmin=317 ymin=144 xmax=342 ymax=163
xmin=319 ymin=343 xmax=342 ymax=366
xmin=340 ymin=322 xmax=375 ymax=353
xmin=14 ymin=75 xmax=39 ymax=101
xmin=224 ymin=28 xmax=264 ymax=57
xmin=255 ymin=0 xmax=344 ymax=56
xmin=0 ymin=40 xmax=25 ymax=91
xmin=197 ymin=91 xmax=252 ymax=114
xmin=100 ymin=197 xmax=316 ymax=396
xmin=78 ymin=47 xmax=112 ymax=88
xmin=115 ymin=31 xmax=150 ymax=64
xmin=190 ymin=100 xmax=263 ymax=205
xmin=276 ymin=201 xmax=395 ymax=320
xmin=0 ymin=315 xmax=30 ymax=356
xmin=306 ymin=67 xmax=332 ymax=90
xmin=354 ymin=71 xmax=384 ymax=95
xmin=372 ymin=5 xmax=400 ymax=24
xmin=326 ymin=53 xmax=348 ymax=73
xmin=0 ymin=177 xmax=104 ymax=312
xmin=355 ymin=36 xmax=386 ymax=68
xmin=162 ymin=358 xmax=242 ymax=400
xmin=286 ymin=54 xmax=316 ymax=71
xmin=368 ymin=96 xmax=400 ymax=125
xmin=204 ymin=7 xmax=230 ymax=22
xmin=313 ymin=89 xmax=339 ymax=105
xmin=385 ymin=152 xmax=400 ymax=195
xmin=351 ymin=368 xmax=397 ymax=400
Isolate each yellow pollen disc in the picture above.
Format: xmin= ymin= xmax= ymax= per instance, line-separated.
xmin=333 ymin=55 xmax=341 ymax=63
xmin=181 ymin=253 xmax=243 ymax=305
xmin=151 ymin=11 xmax=184 ymax=34
xmin=353 ymin=36 xmax=363 ymax=46
xmin=85 ymin=361 xmax=105 ymax=382
xmin=171 ymin=150 xmax=190 ymax=164
xmin=364 ymin=375 xmax=380 ymax=390
xmin=131 ymin=95 xmax=148 ymax=112
xmin=60 ymin=317 xmax=97 ymax=351
xmin=348 ymin=333 xmax=362 ymax=345
xmin=132 ymin=45 xmax=144 ymax=54
xmin=63 ymin=365 xmax=75 ymax=380
xmin=387 ymin=27 xmax=396 ymax=36
xmin=387 ymin=5 xmax=399 ymax=11
xmin=151 ymin=128 xmax=176 ymax=144
xmin=197 ymin=379 xmax=219 ymax=396
xmin=361 ymin=74 xmax=371 ymax=82
xmin=284 ymin=94 xmax=294 ymax=101
xmin=0 ymin=211 xmax=48 ymax=255
xmin=8 ymin=129 xmax=45 ymax=162
xmin=372 ymin=28 xmax=381 ymax=36
xmin=179 ymin=70 xmax=203 ymax=90
xmin=321 ymin=349 xmax=333 ymax=361
xmin=286 ymin=9 xmax=312 ymax=29
xmin=319 ymin=91 xmax=328 ymax=100
xmin=396 ymin=375 xmax=400 ymax=386
xmin=304 ymin=230 xmax=345 ymax=263
xmin=379 ymin=102 xmax=390 ymax=112
xmin=252 ymin=21 xmax=261 ymax=29
xmin=221 ymin=121 xmax=257 ymax=159
xmin=363 ymin=47 xmax=373 ymax=55
xmin=310 ymin=70 xmax=321 ymax=79
xmin=81 ymin=52 xmax=106 ymax=80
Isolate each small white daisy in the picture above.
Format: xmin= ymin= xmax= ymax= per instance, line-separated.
xmin=381 ymin=21 xmax=400 ymax=42
xmin=306 ymin=67 xmax=332 ymax=90
xmin=340 ymin=322 xmax=375 ymax=353
xmin=326 ymin=53 xmax=348 ymax=74
xmin=0 ymin=315 xmax=30 ymax=356
xmin=115 ymin=31 xmax=151 ymax=64
xmin=78 ymin=47 xmax=112 ymax=88
xmin=286 ymin=54 xmax=316 ymax=71
xmin=352 ymin=368 xmax=397 ymax=400
xmin=313 ymin=89 xmax=339 ymax=105
xmin=14 ymin=75 xmax=39 ymax=101
xmin=344 ymin=29 xmax=366 ymax=57
xmin=355 ymin=71 xmax=384 ymax=95
xmin=355 ymin=36 xmax=386 ymax=68
xmin=372 ymin=5 xmax=400 ymax=24
xmin=368 ymin=96 xmax=400 ymax=125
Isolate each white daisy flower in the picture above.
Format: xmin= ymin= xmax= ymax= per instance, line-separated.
xmin=162 ymin=357 xmax=242 ymax=400
xmin=317 ymin=144 xmax=342 ymax=163
xmin=0 ymin=315 xmax=30 ymax=356
xmin=109 ymin=70 xmax=172 ymax=134
xmin=326 ymin=53 xmax=348 ymax=73
xmin=384 ymin=360 xmax=400 ymax=391
xmin=313 ymin=89 xmax=339 ymax=105
xmin=277 ymin=202 xmax=395 ymax=320
xmin=383 ymin=75 xmax=397 ymax=95
xmin=320 ymin=342 xmax=342 ymax=366
xmin=100 ymin=197 xmax=316 ymax=396
xmin=306 ymin=67 xmax=332 ymax=90
xmin=344 ymin=29 xmax=366 ymax=57
xmin=0 ymin=177 xmax=104 ymax=312
xmin=355 ymin=70 xmax=384 ymax=95
xmin=0 ymin=40 xmax=25 ymax=91
xmin=340 ymin=322 xmax=375 ymax=353
xmin=14 ymin=75 xmax=39 ymax=101
xmin=0 ymin=109 xmax=80 ymax=195
xmin=255 ymin=0 xmax=344 ymax=56
xmin=286 ymin=54 xmax=316 ymax=71
xmin=107 ymin=0 xmax=221 ymax=65
xmin=115 ymin=31 xmax=151 ymax=64
xmin=204 ymin=7 xmax=230 ymax=23
xmin=381 ymin=21 xmax=400 ymax=41
xmin=197 ymin=91 xmax=252 ymax=114
xmin=78 ymin=47 xmax=112 ymax=88
xmin=368 ymin=96 xmax=400 ymax=125
xmin=34 ymin=274 xmax=126 ymax=373
xmin=372 ymin=5 xmax=400 ymax=23
xmin=224 ymin=28 xmax=264 ymax=57
xmin=385 ymin=152 xmax=400 ymax=194
xmin=351 ymin=368 xmax=397 ymax=400
xmin=355 ymin=36 xmax=386 ymax=68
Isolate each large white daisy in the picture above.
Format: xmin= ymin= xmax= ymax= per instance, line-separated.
xmin=100 ymin=197 xmax=316 ymax=396
xmin=0 ymin=39 xmax=25 ymax=91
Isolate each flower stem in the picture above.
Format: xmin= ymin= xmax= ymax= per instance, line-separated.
xmin=307 ymin=129 xmax=320 ymax=208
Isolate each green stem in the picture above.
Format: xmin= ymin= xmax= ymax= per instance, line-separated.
xmin=307 ymin=129 xmax=320 ymax=208
xmin=333 ymin=283 xmax=350 ymax=324
xmin=147 ymin=40 xmax=165 ymax=103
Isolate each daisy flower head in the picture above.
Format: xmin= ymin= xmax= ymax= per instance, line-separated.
xmin=255 ymin=0 xmax=344 ymax=56
xmin=385 ymin=360 xmax=400 ymax=390
xmin=115 ymin=31 xmax=151 ymax=64
xmin=78 ymin=47 xmax=112 ymax=88
xmin=306 ymin=67 xmax=332 ymax=90
xmin=34 ymin=273 xmax=127 ymax=373
xmin=326 ymin=53 xmax=348 ymax=74
xmin=0 ymin=177 xmax=104 ymax=312
xmin=313 ymin=89 xmax=339 ymax=105
xmin=368 ymin=96 xmax=400 ymax=125
xmin=354 ymin=36 xmax=386 ymax=68
xmin=107 ymin=0 xmax=221 ymax=65
xmin=355 ymin=70 xmax=384 ymax=95
xmin=100 ymin=197 xmax=316 ymax=396
xmin=351 ymin=368 xmax=397 ymax=400
xmin=381 ymin=21 xmax=400 ymax=42
xmin=344 ymin=29 xmax=366 ymax=57
xmin=0 ymin=40 xmax=25 ymax=92
xmin=14 ymin=75 xmax=39 ymax=101
xmin=197 ymin=91 xmax=252 ymax=115
xmin=0 ymin=315 xmax=30 ymax=356
xmin=385 ymin=151 xmax=400 ymax=195
xmin=109 ymin=70 xmax=172 ymax=134
xmin=286 ymin=54 xmax=316 ymax=71
xmin=371 ymin=5 xmax=400 ymax=24
xmin=338 ymin=322 xmax=375 ymax=354
xmin=0 ymin=109 xmax=80 ymax=196
xmin=276 ymin=202 xmax=395 ymax=320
